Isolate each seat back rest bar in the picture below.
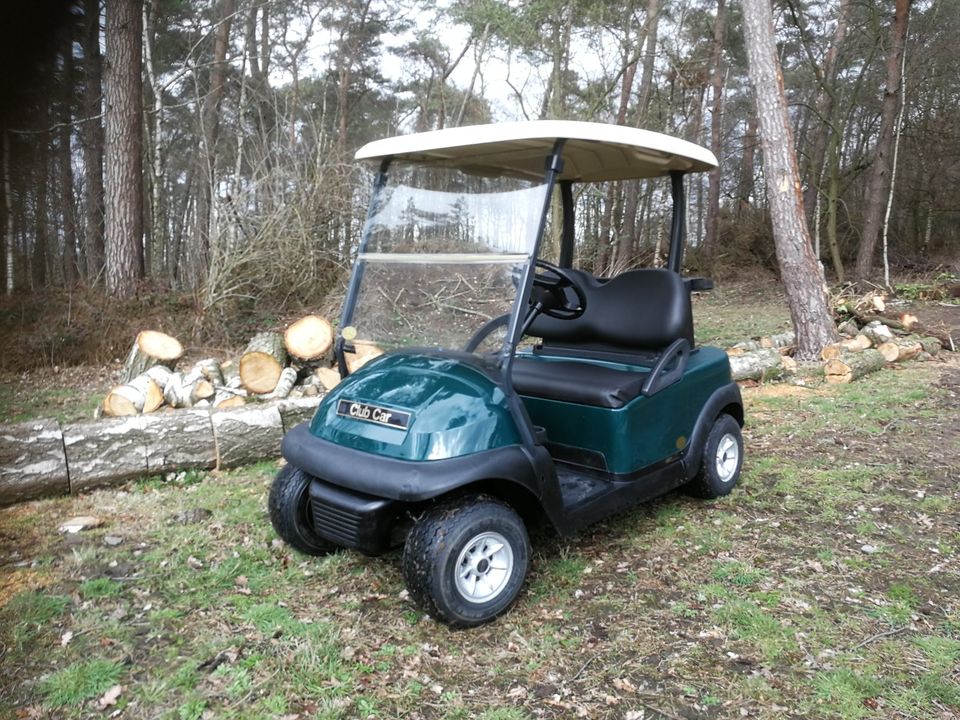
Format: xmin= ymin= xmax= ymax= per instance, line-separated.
xmin=641 ymin=338 xmax=690 ymax=397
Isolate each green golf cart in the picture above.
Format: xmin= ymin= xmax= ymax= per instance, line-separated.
xmin=271 ymin=120 xmax=744 ymax=627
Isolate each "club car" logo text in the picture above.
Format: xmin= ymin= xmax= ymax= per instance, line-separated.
xmin=336 ymin=399 xmax=411 ymax=430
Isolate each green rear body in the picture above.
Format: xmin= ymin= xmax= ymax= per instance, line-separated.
xmin=517 ymin=347 xmax=731 ymax=475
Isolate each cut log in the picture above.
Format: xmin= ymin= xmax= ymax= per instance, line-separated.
xmin=728 ymin=348 xmax=783 ymax=382
xmin=221 ymin=360 xmax=242 ymax=389
xmin=193 ymin=358 xmax=224 ymax=386
xmin=0 ymin=419 xmax=69 ymax=505
xmin=103 ymin=374 xmax=164 ymax=416
xmin=163 ymin=368 xmax=215 ymax=409
xmin=345 ymin=342 xmax=384 ymax=373
xmin=212 ymin=390 xmax=246 ymax=409
xmin=876 ymin=338 xmax=922 ymax=363
xmin=824 ymin=348 xmax=887 ymax=385
xmin=859 ymin=320 xmax=895 ymax=347
xmin=919 ymin=336 xmax=942 ymax=356
xmin=315 ymin=366 xmax=342 ymax=390
xmin=144 ymin=364 xmax=173 ymax=390
xmin=277 ymin=397 xmax=323 ymax=433
xmin=731 ymin=331 xmax=795 ymax=352
xmin=239 ymin=332 xmax=288 ymax=393
xmin=141 ymin=410 xmax=216 ymax=475
xmin=261 ymin=366 xmax=298 ymax=400
xmin=122 ymin=330 xmax=183 ymax=383
xmin=821 ymin=334 xmax=872 ymax=360
xmin=210 ymin=404 xmax=284 ymax=469
xmin=837 ymin=319 xmax=860 ymax=338
xmin=284 ymin=315 xmax=333 ymax=362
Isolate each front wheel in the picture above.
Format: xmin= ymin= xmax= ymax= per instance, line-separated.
xmin=687 ymin=414 xmax=743 ymax=499
xmin=268 ymin=464 xmax=336 ymax=555
xmin=403 ymin=497 xmax=530 ymax=627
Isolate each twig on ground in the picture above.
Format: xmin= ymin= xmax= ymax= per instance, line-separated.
xmin=850 ymin=625 xmax=910 ymax=651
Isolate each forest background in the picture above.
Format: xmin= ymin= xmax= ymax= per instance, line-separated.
xmin=0 ymin=0 xmax=956 ymax=369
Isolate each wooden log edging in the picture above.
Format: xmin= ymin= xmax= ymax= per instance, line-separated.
xmin=0 ymin=396 xmax=324 ymax=507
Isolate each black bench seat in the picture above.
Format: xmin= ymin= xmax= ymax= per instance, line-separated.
xmin=512 ymin=357 xmax=649 ymax=409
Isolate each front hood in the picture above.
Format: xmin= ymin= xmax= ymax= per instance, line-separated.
xmin=308 ymin=352 xmax=521 ymax=461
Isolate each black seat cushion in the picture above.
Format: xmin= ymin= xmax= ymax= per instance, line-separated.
xmin=512 ymin=358 xmax=647 ymax=409
xmin=528 ymin=268 xmax=694 ymax=354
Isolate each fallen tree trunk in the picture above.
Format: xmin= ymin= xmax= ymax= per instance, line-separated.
xmin=122 ymin=330 xmax=183 ymax=382
xmin=876 ymin=338 xmax=922 ymax=363
xmin=730 ymin=331 xmax=795 ymax=353
xmin=0 ymin=419 xmax=70 ymax=503
xmin=0 ymin=398 xmax=324 ymax=506
xmin=824 ymin=348 xmax=887 ymax=384
xmin=239 ymin=332 xmax=288 ymax=393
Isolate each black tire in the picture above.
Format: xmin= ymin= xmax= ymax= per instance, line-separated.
xmin=268 ymin=464 xmax=336 ymax=555
xmin=687 ymin=414 xmax=743 ymax=499
xmin=403 ymin=497 xmax=530 ymax=628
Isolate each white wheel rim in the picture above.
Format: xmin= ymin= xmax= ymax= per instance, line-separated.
xmin=715 ymin=433 xmax=740 ymax=483
xmin=454 ymin=531 xmax=514 ymax=604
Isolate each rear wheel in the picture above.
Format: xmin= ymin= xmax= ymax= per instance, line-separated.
xmin=268 ymin=464 xmax=336 ymax=555
xmin=687 ymin=414 xmax=743 ymax=498
xmin=403 ymin=497 xmax=530 ymax=627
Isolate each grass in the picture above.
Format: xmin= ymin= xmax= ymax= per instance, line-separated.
xmin=1 ymin=289 xmax=959 ymax=719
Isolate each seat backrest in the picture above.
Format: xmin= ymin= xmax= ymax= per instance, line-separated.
xmin=528 ymin=268 xmax=694 ymax=354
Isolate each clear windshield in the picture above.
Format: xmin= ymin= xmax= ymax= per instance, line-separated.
xmin=342 ymin=165 xmax=549 ymax=353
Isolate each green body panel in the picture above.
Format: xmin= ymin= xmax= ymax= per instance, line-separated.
xmin=308 ymin=353 xmax=521 ymax=461
xmin=518 ymin=346 xmax=732 ymax=475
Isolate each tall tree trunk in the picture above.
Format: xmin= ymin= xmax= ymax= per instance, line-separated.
xmin=704 ymin=0 xmax=727 ymax=256
xmin=60 ymin=37 xmax=79 ymax=285
xmin=104 ymin=0 xmax=145 ymax=298
xmin=82 ymin=0 xmax=105 ymax=283
xmin=736 ymin=112 xmax=758 ymax=218
xmin=189 ymin=0 xmax=237 ymax=290
xmin=2 ymin=130 xmax=12 ymax=294
xmin=741 ymin=0 xmax=837 ymax=359
xmin=854 ymin=0 xmax=913 ymax=281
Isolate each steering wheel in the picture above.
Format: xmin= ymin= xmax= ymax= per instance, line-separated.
xmin=532 ymin=260 xmax=587 ymax=320
xmin=463 ymin=261 xmax=587 ymax=352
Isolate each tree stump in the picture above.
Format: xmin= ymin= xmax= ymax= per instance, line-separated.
xmin=824 ymin=348 xmax=886 ymax=384
xmin=0 ymin=419 xmax=69 ymax=505
xmin=103 ymin=374 xmax=164 ymax=416
xmin=284 ymin=315 xmax=333 ymax=362
xmin=122 ymin=330 xmax=183 ymax=383
xmin=239 ymin=332 xmax=288 ymax=393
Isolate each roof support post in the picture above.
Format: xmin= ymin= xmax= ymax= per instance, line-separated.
xmin=667 ymin=170 xmax=686 ymax=273
xmin=559 ymin=180 xmax=575 ymax=268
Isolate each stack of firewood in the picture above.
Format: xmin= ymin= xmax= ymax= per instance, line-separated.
xmin=102 ymin=316 xmax=384 ymax=417
xmin=726 ymin=299 xmax=948 ymax=385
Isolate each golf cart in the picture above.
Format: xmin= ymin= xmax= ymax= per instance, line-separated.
xmin=271 ymin=120 xmax=744 ymax=627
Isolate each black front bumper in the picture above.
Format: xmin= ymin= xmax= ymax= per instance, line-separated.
xmin=307 ymin=479 xmax=398 ymax=555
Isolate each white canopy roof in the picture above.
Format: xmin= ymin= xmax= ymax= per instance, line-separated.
xmin=354 ymin=120 xmax=717 ymax=182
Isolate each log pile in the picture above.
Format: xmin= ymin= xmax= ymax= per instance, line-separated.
xmin=727 ymin=301 xmax=947 ymax=386
xmin=100 ymin=316 xmax=385 ymax=416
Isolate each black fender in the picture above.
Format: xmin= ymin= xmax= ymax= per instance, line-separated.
xmin=682 ymin=382 xmax=744 ymax=478
xmin=282 ymin=423 xmax=556 ymax=505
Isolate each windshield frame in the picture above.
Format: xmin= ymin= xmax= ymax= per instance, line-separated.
xmin=334 ymin=143 xmax=566 ymax=375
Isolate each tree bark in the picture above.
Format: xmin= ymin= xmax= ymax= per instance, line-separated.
xmin=2 ymin=130 xmax=12 ymax=294
xmin=736 ymin=113 xmax=758 ymax=218
xmin=104 ymin=0 xmax=144 ymax=297
xmin=0 ymin=419 xmax=70 ymax=505
xmin=854 ymin=0 xmax=913 ymax=281
xmin=81 ymin=0 xmax=105 ymax=282
xmin=741 ymin=0 xmax=838 ymax=360
xmin=189 ymin=0 xmax=237 ymax=289
xmin=824 ymin=348 xmax=886 ymax=384
xmin=59 ymin=35 xmax=79 ymax=285
xmin=704 ymin=0 xmax=727 ymax=255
